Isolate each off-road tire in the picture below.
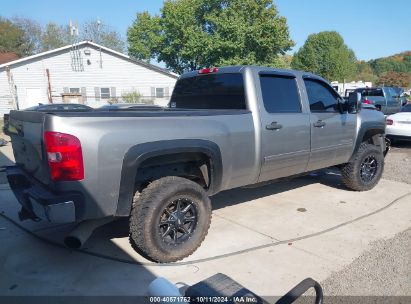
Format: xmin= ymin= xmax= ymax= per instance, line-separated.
xmin=129 ymin=176 xmax=211 ymax=263
xmin=341 ymin=143 xmax=384 ymax=191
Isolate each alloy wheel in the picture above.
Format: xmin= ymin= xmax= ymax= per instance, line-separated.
xmin=158 ymin=198 xmax=198 ymax=245
xmin=360 ymin=155 xmax=378 ymax=183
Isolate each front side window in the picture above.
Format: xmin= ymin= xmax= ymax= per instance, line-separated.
xmin=259 ymin=75 xmax=301 ymax=113
xmin=100 ymin=88 xmax=110 ymax=99
xmin=304 ymin=79 xmax=339 ymax=112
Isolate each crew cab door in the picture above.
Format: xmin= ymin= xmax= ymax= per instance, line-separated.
xmin=303 ymin=77 xmax=357 ymax=171
xmin=257 ymin=72 xmax=311 ymax=182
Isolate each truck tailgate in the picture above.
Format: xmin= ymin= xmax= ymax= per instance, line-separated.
xmin=8 ymin=110 xmax=51 ymax=185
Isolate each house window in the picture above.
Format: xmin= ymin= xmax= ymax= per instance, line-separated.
xmin=100 ymin=88 xmax=110 ymax=99
xmin=155 ymin=87 xmax=165 ymax=98
xmin=70 ymin=88 xmax=80 ymax=93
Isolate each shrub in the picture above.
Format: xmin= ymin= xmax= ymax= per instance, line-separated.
xmin=122 ymin=90 xmax=142 ymax=103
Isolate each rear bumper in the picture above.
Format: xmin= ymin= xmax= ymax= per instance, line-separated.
xmin=6 ymin=166 xmax=83 ymax=223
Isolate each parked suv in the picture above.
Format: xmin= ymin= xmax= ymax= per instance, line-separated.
xmin=354 ymin=87 xmax=402 ymax=115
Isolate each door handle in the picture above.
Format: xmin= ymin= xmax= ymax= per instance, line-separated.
xmin=313 ymin=120 xmax=326 ymax=128
xmin=266 ymin=121 xmax=283 ymax=130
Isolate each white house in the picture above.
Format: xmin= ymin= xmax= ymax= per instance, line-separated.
xmin=0 ymin=41 xmax=179 ymax=115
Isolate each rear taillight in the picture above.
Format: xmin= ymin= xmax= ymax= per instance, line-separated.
xmin=386 ymin=119 xmax=394 ymax=126
xmin=44 ymin=131 xmax=84 ymax=181
xmin=198 ymin=67 xmax=218 ymax=74
xmin=363 ymin=99 xmax=372 ymax=104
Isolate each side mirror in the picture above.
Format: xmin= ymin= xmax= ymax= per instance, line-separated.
xmin=337 ymin=97 xmax=347 ymax=113
xmin=348 ymin=92 xmax=362 ymax=113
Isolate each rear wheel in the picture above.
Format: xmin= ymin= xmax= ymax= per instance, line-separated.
xmin=341 ymin=143 xmax=384 ymax=191
xmin=129 ymin=176 xmax=211 ymax=263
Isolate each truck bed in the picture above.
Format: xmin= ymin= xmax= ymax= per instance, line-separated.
xmin=7 ymin=107 xmax=257 ymax=221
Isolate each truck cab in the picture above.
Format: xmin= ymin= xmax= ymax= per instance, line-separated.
xmin=252 ymin=69 xmax=357 ymax=180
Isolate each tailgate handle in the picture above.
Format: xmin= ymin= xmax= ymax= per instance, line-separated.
xmin=266 ymin=121 xmax=283 ymax=130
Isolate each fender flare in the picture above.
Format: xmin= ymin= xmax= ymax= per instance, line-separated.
xmin=116 ymin=139 xmax=223 ymax=216
xmin=350 ymin=121 xmax=386 ymax=161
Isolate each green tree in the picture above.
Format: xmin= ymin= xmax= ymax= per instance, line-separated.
xmin=355 ymin=61 xmax=378 ymax=83
xmin=377 ymin=71 xmax=411 ymax=88
xmin=278 ymin=54 xmax=293 ymax=69
xmin=127 ymin=11 xmax=162 ymax=62
xmin=81 ymin=20 xmax=126 ymax=53
xmin=0 ymin=17 xmax=28 ymax=56
xmin=369 ymin=51 xmax=411 ymax=75
xmin=128 ymin=0 xmax=294 ymax=74
xmin=291 ymin=31 xmax=356 ymax=82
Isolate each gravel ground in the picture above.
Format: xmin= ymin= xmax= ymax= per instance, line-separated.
xmin=318 ymin=141 xmax=411 ymax=297
xmin=383 ymin=141 xmax=411 ymax=184
xmin=320 ymin=228 xmax=411 ymax=296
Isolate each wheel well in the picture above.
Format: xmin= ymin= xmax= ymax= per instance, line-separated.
xmin=134 ymin=152 xmax=211 ymax=192
xmin=362 ymin=129 xmax=384 ymax=146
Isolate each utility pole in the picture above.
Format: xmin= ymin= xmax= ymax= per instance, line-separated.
xmin=97 ymin=18 xmax=102 ymax=68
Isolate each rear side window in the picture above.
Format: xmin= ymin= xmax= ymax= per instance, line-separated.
xmin=304 ymin=79 xmax=340 ymax=112
xmin=259 ymin=75 xmax=301 ymax=113
xmin=170 ymin=73 xmax=246 ymax=109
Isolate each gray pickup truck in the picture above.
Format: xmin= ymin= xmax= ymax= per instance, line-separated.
xmin=354 ymin=87 xmax=403 ymax=115
xmin=6 ymin=66 xmax=387 ymax=263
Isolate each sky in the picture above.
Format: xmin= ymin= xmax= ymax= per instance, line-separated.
xmin=2 ymin=0 xmax=410 ymax=61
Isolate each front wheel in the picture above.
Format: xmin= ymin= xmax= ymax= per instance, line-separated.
xmin=129 ymin=176 xmax=211 ymax=263
xmin=340 ymin=143 xmax=384 ymax=191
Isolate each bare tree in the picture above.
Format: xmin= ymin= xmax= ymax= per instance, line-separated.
xmin=11 ymin=16 xmax=42 ymax=55
xmin=81 ymin=19 xmax=126 ymax=53
xmin=41 ymin=22 xmax=71 ymax=51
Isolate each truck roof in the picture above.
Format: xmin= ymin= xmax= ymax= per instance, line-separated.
xmin=179 ymin=65 xmax=325 ymax=82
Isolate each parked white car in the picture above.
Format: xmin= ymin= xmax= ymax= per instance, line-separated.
xmin=386 ymin=104 xmax=411 ymax=142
